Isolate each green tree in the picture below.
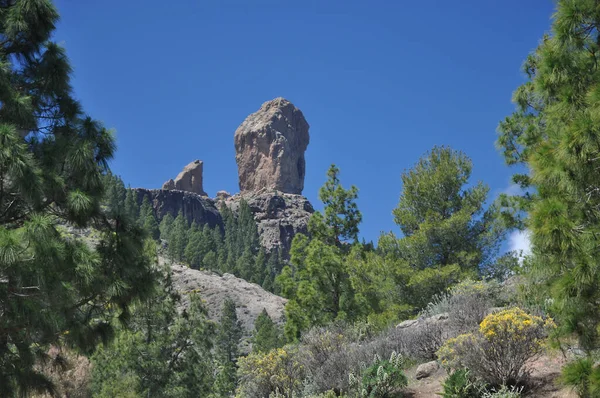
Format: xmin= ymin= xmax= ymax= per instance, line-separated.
xmin=139 ymin=195 xmax=159 ymax=240
xmin=168 ymin=211 xmax=188 ymax=261
xmin=124 ymin=187 xmax=139 ymax=221
xmin=277 ymin=165 xmax=362 ymax=340
xmin=0 ymin=2 xmax=155 ymax=393
xmin=184 ymin=223 xmax=202 ymax=268
xmin=391 ymin=146 xmax=504 ymax=309
xmin=104 ymin=172 xmax=127 ymax=214
xmin=91 ymin=265 xmax=214 ymax=398
xmin=496 ymin=0 xmax=600 ymax=353
xmin=159 ymin=212 xmax=175 ymax=240
xmin=214 ymin=298 xmax=243 ymax=396
xmin=251 ymin=309 xmax=283 ymax=354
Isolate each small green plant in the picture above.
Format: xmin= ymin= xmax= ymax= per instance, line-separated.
xmin=349 ymin=352 xmax=407 ymax=397
xmin=440 ymin=369 xmax=482 ymax=398
xmin=561 ymin=358 xmax=600 ymax=398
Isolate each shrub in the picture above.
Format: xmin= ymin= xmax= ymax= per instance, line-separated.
xmin=349 ymin=352 xmax=407 ymax=398
xmin=437 ymin=308 xmax=555 ymax=386
xmin=422 ymin=279 xmax=501 ymax=335
xmin=237 ymin=347 xmax=304 ymax=398
xmin=440 ymin=368 xmax=483 ymax=398
xmin=481 ymin=385 xmax=523 ymax=398
xmin=394 ymin=316 xmax=446 ymax=359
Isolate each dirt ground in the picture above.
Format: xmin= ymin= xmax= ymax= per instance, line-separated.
xmin=403 ymin=354 xmax=578 ymax=397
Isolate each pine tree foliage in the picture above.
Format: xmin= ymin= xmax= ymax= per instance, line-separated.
xmin=91 ymin=261 xmax=215 ymax=398
xmin=214 ymin=298 xmax=243 ymax=396
xmin=277 ymin=165 xmax=363 ymax=341
xmin=0 ymin=1 xmax=155 ymax=394
xmin=497 ymin=0 xmax=600 ymax=352
xmin=251 ymin=309 xmax=283 ymax=354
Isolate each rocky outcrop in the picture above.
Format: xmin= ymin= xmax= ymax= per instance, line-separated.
xmin=134 ymin=188 xmax=221 ymax=228
xmin=224 ymin=191 xmax=313 ymax=257
xmin=162 ymin=160 xmax=207 ymax=196
xmin=169 ymin=260 xmax=286 ymax=352
xmin=234 ymin=98 xmax=310 ymax=195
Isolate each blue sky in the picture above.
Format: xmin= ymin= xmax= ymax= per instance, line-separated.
xmin=53 ymin=0 xmax=554 ymax=247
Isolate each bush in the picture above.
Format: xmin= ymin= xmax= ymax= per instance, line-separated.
xmin=423 ymin=279 xmax=501 ymax=335
xmin=481 ymin=385 xmax=523 ymax=397
xmin=349 ymin=352 xmax=407 ymax=398
xmin=440 ymin=369 xmax=483 ymax=398
xmin=437 ymin=308 xmax=555 ymax=386
xmin=237 ymin=347 xmax=305 ymax=398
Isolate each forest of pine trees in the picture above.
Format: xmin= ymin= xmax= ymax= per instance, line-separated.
xmin=103 ymin=173 xmax=283 ymax=292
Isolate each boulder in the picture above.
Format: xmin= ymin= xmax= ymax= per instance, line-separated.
xmin=234 ymin=98 xmax=310 ymax=195
xmin=415 ymin=361 xmax=439 ymax=380
xmin=162 ymin=160 xmax=207 ymax=196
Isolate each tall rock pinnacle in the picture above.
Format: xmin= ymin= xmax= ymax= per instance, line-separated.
xmin=162 ymin=159 xmax=207 ymax=196
xmin=234 ymin=98 xmax=310 ymax=195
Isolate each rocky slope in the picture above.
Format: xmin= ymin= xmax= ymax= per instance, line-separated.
xmin=167 ymin=258 xmax=287 ymax=352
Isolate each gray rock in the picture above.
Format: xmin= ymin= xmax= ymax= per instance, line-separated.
xmin=168 ymin=259 xmax=286 ymax=353
xmin=225 ymin=191 xmax=313 ymax=257
xmin=415 ymin=361 xmax=439 ymax=380
xmin=134 ymin=188 xmax=312 ymax=259
xmin=234 ymin=98 xmax=310 ymax=195
xmin=162 ymin=160 xmax=207 ymax=196
xmin=396 ymin=319 xmax=419 ymax=329
xmin=133 ymin=188 xmax=221 ymax=228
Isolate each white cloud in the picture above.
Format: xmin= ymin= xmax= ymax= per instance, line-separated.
xmin=508 ymin=230 xmax=532 ymax=257
xmin=503 ymin=183 xmax=523 ymax=196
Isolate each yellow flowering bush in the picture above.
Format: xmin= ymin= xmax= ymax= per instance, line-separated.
xmin=236 ymin=346 xmax=304 ymax=398
xmin=436 ymin=308 xmax=555 ymax=386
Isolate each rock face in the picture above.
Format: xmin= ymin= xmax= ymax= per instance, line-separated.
xmin=135 ymin=188 xmax=312 ymax=258
xmin=162 ymin=160 xmax=207 ymax=196
xmin=169 ymin=260 xmax=286 ymax=353
xmin=234 ymin=98 xmax=310 ymax=195
xmin=134 ymin=188 xmax=221 ymax=228
xmin=224 ymin=191 xmax=313 ymax=257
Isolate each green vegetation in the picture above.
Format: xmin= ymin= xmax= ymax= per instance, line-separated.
xmin=0 ymin=1 xmax=156 ymax=396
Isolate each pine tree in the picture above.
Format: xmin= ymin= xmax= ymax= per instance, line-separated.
xmin=124 ymin=187 xmax=139 ymax=221
xmin=104 ymin=172 xmax=127 ymax=214
xmin=388 ymin=146 xmax=505 ymax=309
xmin=277 ymin=165 xmax=361 ymax=340
xmin=253 ymin=247 xmax=268 ymax=284
xmin=139 ymin=195 xmax=159 ymax=240
xmin=238 ymin=199 xmax=259 ymax=254
xmin=159 ymin=213 xmax=175 ymax=240
xmin=0 ymin=1 xmax=155 ymax=393
xmin=236 ymin=247 xmax=255 ymax=281
xmin=184 ymin=224 xmax=203 ymax=268
xmin=497 ymin=0 xmax=600 ymax=352
xmin=214 ymin=298 xmax=242 ymax=396
xmin=91 ymin=265 xmax=214 ymax=397
xmin=251 ymin=309 xmax=282 ymax=354
xmin=221 ymin=204 xmax=238 ymax=273
xmin=168 ymin=211 xmax=188 ymax=261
